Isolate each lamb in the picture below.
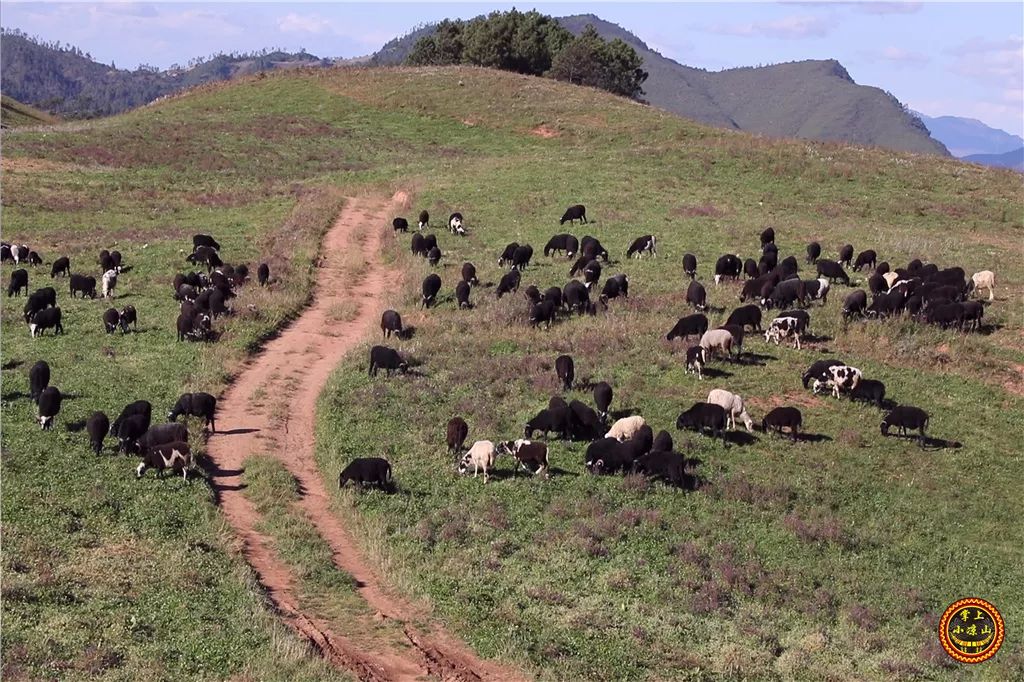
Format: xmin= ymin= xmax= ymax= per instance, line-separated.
xmin=458 ymin=440 xmax=498 ymax=482
xmin=666 ymin=313 xmax=709 ymax=341
xmin=880 ymin=406 xmax=929 ymax=447
xmin=685 ymin=345 xmax=706 ymax=380
xmin=605 ymin=415 xmax=647 ymax=441
xmin=968 ymin=270 xmax=995 ymax=301
xmin=706 ymin=388 xmax=754 ymax=431
xmin=761 ymin=407 xmax=802 ymax=441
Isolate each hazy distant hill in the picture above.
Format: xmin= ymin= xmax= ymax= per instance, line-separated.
xmin=373 ymin=14 xmax=948 ymax=156
xmin=0 ymin=29 xmax=328 ymax=117
xmin=962 ymin=147 xmax=1024 ymax=171
xmin=915 ymin=113 xmax=1024 ymax=158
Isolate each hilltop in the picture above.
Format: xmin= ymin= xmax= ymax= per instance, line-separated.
xmin=2 ymin=66 xmax=1020 ymax=681
xmin=373 ymin=13 xmax=948 ymax=156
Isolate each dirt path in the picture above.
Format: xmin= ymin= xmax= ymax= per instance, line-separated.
xmin=207 ymin=194 xmax=526 ymax=682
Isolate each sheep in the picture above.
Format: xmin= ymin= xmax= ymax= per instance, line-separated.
xmin=446 ymin=417 xmax=469 ymax=454
xmin=854 ymin=249 xmax=877 ymax=272
xmin=880 ymin=406 xmax=929 ymax=447
xmin=461 ymin=262 xmax=478 ymax=286
xmin=777 ymin=309 xmax=810 ymax=336
xmin=37 ymin=386 xmax=63 ymax=430
xmin=802 ymin=359 xmax=842 ymax=389
xmin=760 ymin=227 xmax=775 ymax=247
xmin=560 ymin=204 xmax=587 ymax=225
xmin=524 ymin=285 xmax=542 ymax=305
xmin=812 ymin=365 xmax=862 ymax=398
xmin=7 ymin=268 xmax=28 ymax=297
xmin=421 ymin=273 xmax=442 ymax=308
xmin=50 ymin=256 xmax=71 ymax=278
xmin=686 ymin=280 xmax=707 ymax=311
xmin=555 ymin=355 xmax=574 ymax=390
xmin=683 ymin=253 xmax=697 ymax=280
xmin=168 ymin=392 xmax=217 ymax=432
xmin=497 ymin=439 xmax=549 ymax=477
xmin=726 ymin=305 xmax=762 ymax=332
xmin=525 ymin=408 xmax=570 ymax=440
xmin=392 ymin=217 xmax=409 ymax=232
xmin=368 ymin=346 xmax=408 ymax=377
xmin=562 ymin=279 xmax=594 ymax=315
xmin=86 ymin=411 xmax=110 ymax=454
xmin=582 ymin=259 xmax=602 ymax=289
xmin=685 ymin=345 xmax=706 ymax=380
xmin=458 ymin=440 xmax=498 ymax=482
xmin=699 ymin=328 xmax=735 ymax=362
xmin=806 ymin=242 xmax=821 ymax=263
xmin=427 ymin=246 xmax=442 ymax=267
xmin=804 ymin=277 xmax=831 ymax=305
xmin=626 ymin=235 xmax=657 ymax=258
xmin=850 ymin=379 xmax=886 ymax=408
xmin=599 ymin=274 xmax=629 ymax=306
xmin=707 ymin=388 xmax=753 ymax=431
xmin=842 ymin=290 xmax=868 ymax=320
xmin=137 ymin=442 xmax=193 ymax=480
xmin=257 ymin=263 xmax=270 ymax=286
xmin=580 ymin=236 xmax=609 ymax=261
xmin=676 ymin=402 xmax=727 ymax=444
xmin=529 ymin=300 xmax=557 ymax=328
xmin=448 ymin=212 xmax=465 ymax=235
xmin=761 ymin=407 xmax=802 ymax=441
xmin=838 ymin=244 xmax=854 ymax=268
xmin=605 ymin=416 xmax=647 ymax=442
xmin=455 ymin=280 xmax=472 ymax=309
xmin=652 ymin=430 xmax=673 ymax=453
xmin=714 ymin=254 xmax=743 ymax=285
xmin=496 ymin=270 xmax=521 ymax=298
xmin=380 ymin=310 xmax=403 ymax=338
xmin=29 ymin=307 xmax=63 ymax=337
xmin=511 ymin=244 xmax=534 ymax=271
xmin=764 ymin=316 xmax=802 ymax=349
xmin=119 ymin=305 xmax=138 ymax=333
xmin=103 ymin=308 xmax=121 ymax=334
xmin=667 ymin=313 xmax=709 ymax=341
xmin=968 ymin=270 xmax=995 ymax=301
xmin=815 ymin=260 xmax=849 ymax=286
xmin=29 ymin=360 xmax=50 ymax=403
xmin=339 ymin=457 xmax=394 ymax=490
xmin=568 ymin=400 xmax=603 ymax=440
xmin=544 ymin=233 xmax=579 ymax=258
xmin=593 ymin=382 xmax=613 ymax=421
xmin=418 ymin=210 xmax=429 ymax=230
xmin=498 ymin=242 xmax=520 ymax=267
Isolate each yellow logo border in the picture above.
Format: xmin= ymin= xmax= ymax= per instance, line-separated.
xmin=939 ymin=598 xmax=1005 ymax=664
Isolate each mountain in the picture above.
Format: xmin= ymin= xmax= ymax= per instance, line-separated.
xmin=0 ymin=29 xmax=330 ymax=118
xmin=962 ymin=147 xmax=1024 ymax=171
xmin=915 ymin=113 xmax=1024 ymax=158
xmin=371 ymin=14 xmax=948 ymax=156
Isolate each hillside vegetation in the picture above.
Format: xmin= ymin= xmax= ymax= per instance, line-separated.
xmin=2 ymin=66 xmax=1022 ymax=681
xmin=1 ymin=94 xmax=59 ymax=127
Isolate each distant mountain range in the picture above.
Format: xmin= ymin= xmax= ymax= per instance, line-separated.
xmin=373 ymin=14 xmax=948 ymax=157
xmin=962 ymin=147 xmax=1024 ymax=171
xmin=914 ymin=113 xmax=1023 ymax=158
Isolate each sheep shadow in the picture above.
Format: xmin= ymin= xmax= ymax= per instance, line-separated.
xmin=701 ymin=367 xmax=733 ymax=379
xmin=217 ymin=427 xmax=261 ymax=436
xmin=736 ymin=352 xmax=775 ymax=366
xmin=544 ymin=466 xmax=578 ymax=478
xmin=2 ymin=360 xmax=24 ymax=371
xmin=795 ymin=432 xmax=833 ymax=443
xmin=65 ymin=419 xmax=87 ymax=433
xmin=724 ymin=431 xmax=758 ymax=446
xmin=397 ymin=326 xmax=417 ymax=340
xmin=802 ymin=333 xmax=833 ymax=344
xmin=1 ymin=390 xmax=29 ymax=401
xmin=976 ymin=323 xmax=1004 ymax=336
xmin=609 ymin=407 xmax=641 ymax=420
xmin=884 ymin=434 xmax=963 ymax=450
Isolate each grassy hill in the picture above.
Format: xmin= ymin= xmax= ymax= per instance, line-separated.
xmin=2 ymin=66 xmax=1022 ymax=680
xmin=1 ymin=94 xmax=59 ymax=127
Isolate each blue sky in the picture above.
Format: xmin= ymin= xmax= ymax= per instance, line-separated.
xmin=3 ymin=2 xmax=1022 ymax=136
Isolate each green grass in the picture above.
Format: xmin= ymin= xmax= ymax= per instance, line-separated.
xmin=1 ymin=94 xmax=59 ymax=127
xmin=3 ymin=65 xmax=1022 ymax=680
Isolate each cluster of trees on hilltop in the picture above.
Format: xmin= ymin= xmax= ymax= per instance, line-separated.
xmin=405 ymin=10 xmax=648 ymax=100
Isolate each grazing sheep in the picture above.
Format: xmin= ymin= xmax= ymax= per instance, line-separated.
xmin=455 ymin=280 xmax=472 ymax=309
xmin=86 ymin=411 xmax=110 ymax=455
xmin=498 ymin=242 xmax=519 ymax=267
xmin=497 ymin=439 xmax=549 ymax=477
xmin=803 ymin=277 xmax=830 ymax=305
xmin=448 ymin=212 xmax=465 ymax=235
xmin=667 ymin=313 xmax=709 ymax=341
xmin=842 ymin=290 xmax=868 ymax=320
xmin=850 ymin=379 xmax=886 ymax=408
xmin=119 ymin=305 xmax=138 ymax=333
xmin=524 ymin=285 xmax=542 ymax=305
xmin=555 ymin=355 xmax=574 ymax=390
xmin=699 ymin=328 xmax=735 ymax=362
xmin=714 ymin=254 xmax=743 ymax=285
xmin=683 ymin=253 xmax=697 ymax=280
xmin=427 ymin=246 xmax=442 ymax=267
xmin=686 ymin=280 xmax=707 ymax=311
xmin=529 ymin=300 xmax=557 ymax=328
xmin=881 ymin=406 xmax=929 ymax=447
xmin=496 ymin=269 xmax=521 ymax=298
xmin=461 ymin=262 xmax=478 ymax=286
xmin=380 ymin=310 xmax=403 ymax=338
xmin=368 ymin=346 xmax=408 ymax=377
xmin=726 ymin=305 xmax=762 ymax=332
xmin=802 ymin=359 xmax=842 ymax=389
xmin=582 ymin=259 xmax=602 ymax=289
xmin=764 ymin=316 xmax=802 ymax=349
xmin=652 ymin=430 xmax=673 ymax=453
xmin=806 ymin=242 xmax=821 ymax=264
xmin=525 ymin=408 xmax=570 ymax=440
xmin=458 ymin=440 xmax=498 ymax=482
xmin=562 ymin=279 xmax=594 ymax=315
xmin=29 ymin=360 xmax=50 ymax=403
xmin=626 ymin=235 xmax=657 ymax=258
xmin=854 ymin=249 xmax=877 ymax=272
xmin=676 ymin=402 xmax=727 ymax=444
xmin=339 ymin=457 xmax=394 ymax=490
xmin=707 ymin=388 xmax=754 ymax=431
xmin=968 ymin=270 xmax=995 ymax=301
xmin=37 ymin=386 xmax=62 ymax=430
xmin=103 ymin=308 xmax=121 ymax=334
xmin=685 ymin=345 xmax=706 ymax=380
xmin=580 ymin=236 xmax=609 ymax=261
xmin=606 ymin=415 xmax=647 ymax=441
xmin=593 ymin=382 xmax=613 ymax=421
xmin=813 ymin=365 xmax=862 ymax=398
xmin=544 ymin=233 xmax=579 ymax=258
xmin=446 ymin=417 xmax=469 ymax=454
xmin=761 ymin=407 xmax=802 ymax=441
xmin=192 ymin=234 xmax=221 ymax=251
xmin=760 ymin=227 xmax=775 ymax=247
xmin=29 ymin=307 xmax=63 ymax=337
xmin=421 ymin=273 xmax=442 ymax=308
xmin=599 ymin=274 xmax=629 ymax=305
xmin=815 ymin=260 xmax=849 ymax=286
xmin=777 ymin=309 xmax=811 ymax=336
xmin=258 ymin=263 xmax=270 ymax=286
xmin=7 ymin=268 xmax=28 ymax=297
xmin=392 ymin=217 xmax=409 ymax=232
xmin=838 ymin=244 xmax=854 ymax=268
xmin=560 ymin=204 xmax=587 ymax=225
xmin=70 ymin=274 xmax=97 ymax=299
xmin=418 ymin=210 xmax=429 ymax=230
xmin=168 ymin=392 xmax=217 ymax=432
xmin=511 ymin=244 xmax=534 ymax=271
xmin=137 ymin=442 xmax=193 ymax=480
xmin=632 ymin=450 xmax=689 ymax=488
xmin=50 ymin=256 xmax=71 ymax=278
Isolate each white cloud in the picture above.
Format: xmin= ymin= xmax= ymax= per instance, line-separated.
xmin=278 ymin=13 xmax=333 ymax=35
xmin=708 ymin=14 xmax=834 ymax=40
xmin=865 ymin=46 xmax=929 ymax=66
xmin=858 ymin=2 xmax=923 ymax=16
xmin=947 ymin=36 xmax=1023 ymax=85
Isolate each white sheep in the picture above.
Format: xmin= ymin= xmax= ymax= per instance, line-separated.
xmin=699 ymin=328 xmax=734 ymax=361
xmin=707 ymin=389 xmax=754 ymax=431
xmin=605 ymin=415 xmax=647 ymax=441
xmin=970 ymin=270 xmax=995 ymax=301
xmin=101 ymin=269 xmax=118 ymax=298
xmin=882 ymin=271 xmax=900 ymax=289
xmin=458 ymin=440 xmax=497 ymax=483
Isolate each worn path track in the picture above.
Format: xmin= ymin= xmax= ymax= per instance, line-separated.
xmin=207 ymin=193 xmax=526 ymax=682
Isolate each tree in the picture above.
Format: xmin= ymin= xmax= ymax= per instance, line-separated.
xmin=548 ymin=26 xmax=647 ymax=99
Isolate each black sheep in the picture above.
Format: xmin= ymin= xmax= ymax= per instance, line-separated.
xmin=380 ymin=310 xmax=403 ymax=338
xmin=411 ymin=233 xmax=427 ymax=256
xmin=137 ymin=442 xmax=193 ymax=480
xmin=714 ymin=254 xmax=742 ymax=284
xmin=498 ymin=242 xmax=520 ymax=267
xmin=762 ymin=407 xmax=802 ymax=441
xmin=257 ymin=263 xmax=270 ymax=286
xmin=555 ymin=355 xmax=574 ymax=391
xmin=168 ymin=392 xmax=217 ymax=432
xmin=599 ymin=274 xmax=628 ymax=305
xmin=632 ymin=450 xmax=688 ymax=488
xmin=511 ymin=245 xmax=534 ymax=271
xmin=455 ymin=280 xmax=471 ymax=309
xmin=117 ymin=415 xmax=150 ymax=454
xmin=542 ymin=286 xmax=562 ymax=308
xmin=525 ymin=408 xmax=569 ymax=440
xmin=881 ymin=406 xmax=929 ymax=446
xmin=446 ymin=417 xmax=469 ymax=454
xmin=193 ymin=234 xmax=221 ymax=251
xmin=418 ymin=210 xmax=429 ymax=230
xmin=422 ymin=234 xmax=438 ymax=253
xmin=529 ymin=300 xmax=557 ymax=328
xmin=626 ymin=235 xmax=657 ymax=258
xmin=86 ymin=411 xmax=110 ymax=455
xmin=69 ymin=274 xmax=97 ymax=299
xmin=726 ymin=305 xmax=762 ymax=332
xmin=582 ymin=259 xmax=602 ymax=289
xmin=666 ymin=313 xmax=708 ymax=341
xmin=568 ymin=400 xmax=603 ymax=440
xmin=29 ymin=360 xmax=50 ymax=403
xmin=816 ymin=259 xmax=850 ymax=286
xmin=461 ymin=262 xmax=478 ymax=285
xmin=806 ymin=242 xmax=821 ymax=263
xmin=652 ymin=430 xmax=673 ymax=453
xmin=427 ymin=246 xmax=442 ymax=267
xmin=683 ymin=253 xmax=697 ymax=280
xmin=868 ymin=274 xmax=886 ymax=296
xmin=50 ymin=257 xmax=71 ymax=278
xmin=760 ymin=227 xmax=775 ymax=247
xmin=593 ymin=382 xmax=613 ymax=421
xmin=111 ymin=400 xmax=152 ymax=438
xmin=580 ymin=236 xmax=609 ymax=262
xmin=137 ymin=423 xmax=189 ymax=451
xmin=560 ymin=204 xmax=587 ymax=225
xmin=421 ymin=273 xmax=442 ymax=308
xmin=842 ymin=290 xmax=868 ymax=320
xmin=368 ymin=346 xmax=408 ymax=377
xmin=103 ymin=308 xmax=121 ymax=334
xmin=686 ymin=280 xmax=707 ymax=311
xmin=562 ymin=280 xmax=593 ymax=315
xmin=676 ymin=402 xmax=727 ymax=444
xmin=850 ymin=379 xmax=886 ymax=408
xmin=7 ymin=268 xmax=28 ymax=297
xmin=838 ymin=244 xmax=854 ymax=267
xmin=29 ymin=307 xmax=63 ymax=337
xmin=524 ymin=285 xmax=542 ymax=305
xmin=339 ymin=457 xmax=394 ymax=490
xmin=119 ymin=305 xmax=138 ymax=333
xmin=802 ymin=359 xmax=842 ymax=388
xmin=496 ymin=270 xmax=521 ymax=298
xmin=37 ymin=386 xmax=63 ymax=430
xmin=544 ymin=233 xmax=579 ymax=257
xmin=743 ymin=258 xmax=759 ymax=279
xmin=392 ymin=217 xmax=409 ymax=232
xmin=854 ymin=249 xmax=877 ymax=272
